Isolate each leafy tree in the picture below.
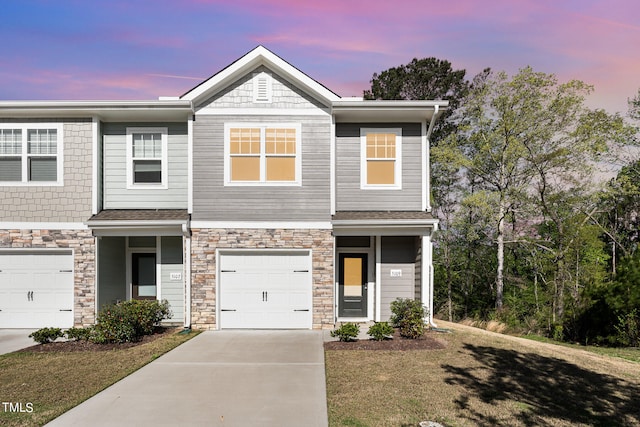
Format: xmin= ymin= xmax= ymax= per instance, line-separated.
xmin=596 ymin=159 xmax=640 ymax=274
xmin=364 ymin=57 xmax=471 ymax=144
xmin=629 ymin=88 xmax=640 ymax=121
xmin=440 ymin=67 xmax=631 ymax=313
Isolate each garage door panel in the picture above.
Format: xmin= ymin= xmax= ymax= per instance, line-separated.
xmin=0 ymin=252 xmax=74 ymax=328
xmin=219 ymin=252 xmax=312 ymax=329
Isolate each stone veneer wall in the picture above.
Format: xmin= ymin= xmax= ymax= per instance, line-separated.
xmin=191 ymin=228 xmax=334 ymax=330
xmin=0 ymin=229 xmax=95 ymax=326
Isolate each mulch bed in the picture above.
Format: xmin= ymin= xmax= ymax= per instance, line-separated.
xmin=19 ymin=327 xmax=178 ymax=353
xmin=324 ymin=329 xmax=448 ymax=351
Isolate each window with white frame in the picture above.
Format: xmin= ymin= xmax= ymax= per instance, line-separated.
xmin=361 ymin=128 xmax=402 ymax=189
xmin=0 ymin=124 xmax=63 ymax=185
xmin=126 ymin=127 xmax=168 ymax=189
xmin=225 ymin=123 xmax=301 ymax=185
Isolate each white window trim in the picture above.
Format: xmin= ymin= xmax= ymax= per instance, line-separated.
xmin=126 ymin=127 xmax=168 ymax=190
xmin=360 ymin=128 xmax=402 ymax=190
xmin=0 ymin=123 xmax=64 ymax=186
xmin=253 ymin=72 xmax=273 ymax=103
xmin=224 ymin=122 xmax=302 ymax=187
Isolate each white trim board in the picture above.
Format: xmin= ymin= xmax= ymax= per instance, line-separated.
xmin=190 ymin=221 xmax=332 ymax=230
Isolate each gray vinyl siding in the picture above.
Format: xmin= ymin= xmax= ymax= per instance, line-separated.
xmin=192 ymin=114 xmax=332 ymax=221
xmin=380 ymin=263 xmax=415 ymax=321
xmin=160 ymin=236 xmax=184 ymax=324
xmin=0 ymin=118 xmax=93 ymax=222
xmin=98 ymin=236 xmax=126 ymax=308
xmin=336 ymin=123 xmax=422 ymax=211
xmin=380 ymin=237 xmax=417 ymax=321
xmin=102 ymin=122 xmax=187 ymax=209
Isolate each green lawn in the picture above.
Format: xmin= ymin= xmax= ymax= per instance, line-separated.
xmin=0 ymin=329 xmax=199 ymax=427
xmin=325 ymin=323 xmax=640 ymax=426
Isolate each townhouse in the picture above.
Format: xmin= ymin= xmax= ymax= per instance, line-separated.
xmin=0 ymin=46 xmax=446 ymax=330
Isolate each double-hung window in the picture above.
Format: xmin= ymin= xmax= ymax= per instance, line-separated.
xmin=126 ymin=127 xmax=168 ymax=189
xmin=225 ymin=123 xmax=301 ymax=185
xmin=0 ymin=124 xmax=63 ymax=185
xmin=361 ymin=128 xmax=402 ymax=189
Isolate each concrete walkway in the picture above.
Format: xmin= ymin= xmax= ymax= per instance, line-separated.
xmin=46 ymin=330 xmax=328 ymax=427
xmin=0 ymin=330 xmax=36 ymax=355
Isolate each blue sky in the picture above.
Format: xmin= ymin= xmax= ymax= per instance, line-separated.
xmin=1 ymin=0 xmax=639 ymax=114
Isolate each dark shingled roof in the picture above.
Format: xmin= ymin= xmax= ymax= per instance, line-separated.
xmin=88 ymin=209 xmax=189 ymax=222
xmin=332 ymin=211 xmax=435 ymax=221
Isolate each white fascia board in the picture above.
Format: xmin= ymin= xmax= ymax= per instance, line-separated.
xmin=332 ymin=226 xmax=434 ymax=237
xmin=182 ymin=46 xmax=340 ymax=106
xmin=90 ymin=226 xmax=185 ymax=237
xmin=332 ymin=100 xmax=448 ymax=123
xmin=86 ymin=220 xmax=188 ymax=228
xmin=333 ymin=100 xmax=449 ymax=109
xmin=332 ymin=220 xmax=438 ymax=237
xmin=0 ymin=100 xmax=193 ymax=121
xmin=332 ymin=218 xmax=440 ymax=227
xmin=190 ymin=221 xmax=332 ymax=230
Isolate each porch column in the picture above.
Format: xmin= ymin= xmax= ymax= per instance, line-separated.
xmin=185 ymin=232 xmax=191 ymax=328
xmin=421 ymin=234 xmax=436 ymax=327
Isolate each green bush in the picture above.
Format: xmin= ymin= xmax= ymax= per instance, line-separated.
xmin=330 ymin=322 xmax=360 ymax=342
xmin=91 ymin=299 xmax=172 ymax=344
xmin=29 ymin=327 xmax=63 ymax=344
xmin=367 ymin=321 xmax=394 ymax=341
xmin=615 ymin=309 xmax=640 ymax=347
xmin=390 ymin=298 xmax=427 ymax=339
xmin=65 ymin=327 xmax=92 ymax=341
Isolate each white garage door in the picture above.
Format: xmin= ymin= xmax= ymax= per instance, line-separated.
xmin=219 ymin=251 xmax=312 ymax=329
xmin=0 ymin=250 xmax=74 ymax=328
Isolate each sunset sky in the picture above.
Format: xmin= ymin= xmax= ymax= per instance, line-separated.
xmin=1 ymin=0 xmax=639 ymax=114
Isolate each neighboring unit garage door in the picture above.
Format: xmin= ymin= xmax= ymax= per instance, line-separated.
xmin=219 ymin=251 xmax=312 ymax=329
xmin=0 ymin=251 xmax=74 ymax=328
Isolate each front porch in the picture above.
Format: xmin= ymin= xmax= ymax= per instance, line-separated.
xmin=332 ymin=211 xmax=438 ymax=326
xmin=86 ymin=209 xmax=190 ymax=326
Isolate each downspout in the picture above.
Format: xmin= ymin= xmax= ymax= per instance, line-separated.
xmin=426 ymin=105 xmax=440 ymax=328
xmin=424 ymin=105 xmax=439 ymax=213
xmin=183 ymin=222 xmax=191 ymax=329
xmin=185 ymin=107 xmax=194 ymax=329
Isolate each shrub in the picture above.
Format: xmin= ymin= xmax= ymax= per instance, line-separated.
xmin=91 ymin=299 xmax=172 ymax=344
xmin=390 ymin=298 xmax=427 ymax=339
xmin=65 ymin=327 xmax=92 ymax=341
xmin=29 ymin=327 xmax=63 ymax=344
xmin=615 ymin=309 xmax=640 ymax=347
xmin=367 ymin=321 xmax=394 ymax=341
xmin=330 ymin=322 xmax=360 ymax=342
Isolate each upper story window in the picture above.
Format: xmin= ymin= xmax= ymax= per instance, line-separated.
xmin=224 ymin=123 xmax=301 ymax=186
xmin=361 ymin=128 xmax=402 ymax=190
xmin=0 ymin=124 xmax=63 ymax=186
xmin=126 ymin=127 xmax=168 ymax=189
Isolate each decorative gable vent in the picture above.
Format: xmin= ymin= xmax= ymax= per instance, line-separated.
xmin=253 ymin=72 xmax=273 ymax=103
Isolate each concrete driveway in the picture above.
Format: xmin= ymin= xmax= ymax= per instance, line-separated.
xmin=46 ymin=330 xmax=329 ymax=427
xmin=0 ymin=330 xmax=36 ymax=355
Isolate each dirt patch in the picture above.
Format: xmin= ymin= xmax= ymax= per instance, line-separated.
xmin=324 ymin=329 xmax=447 ymax=351
xmin=20 ymin=327 xmax=179 ymax=353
